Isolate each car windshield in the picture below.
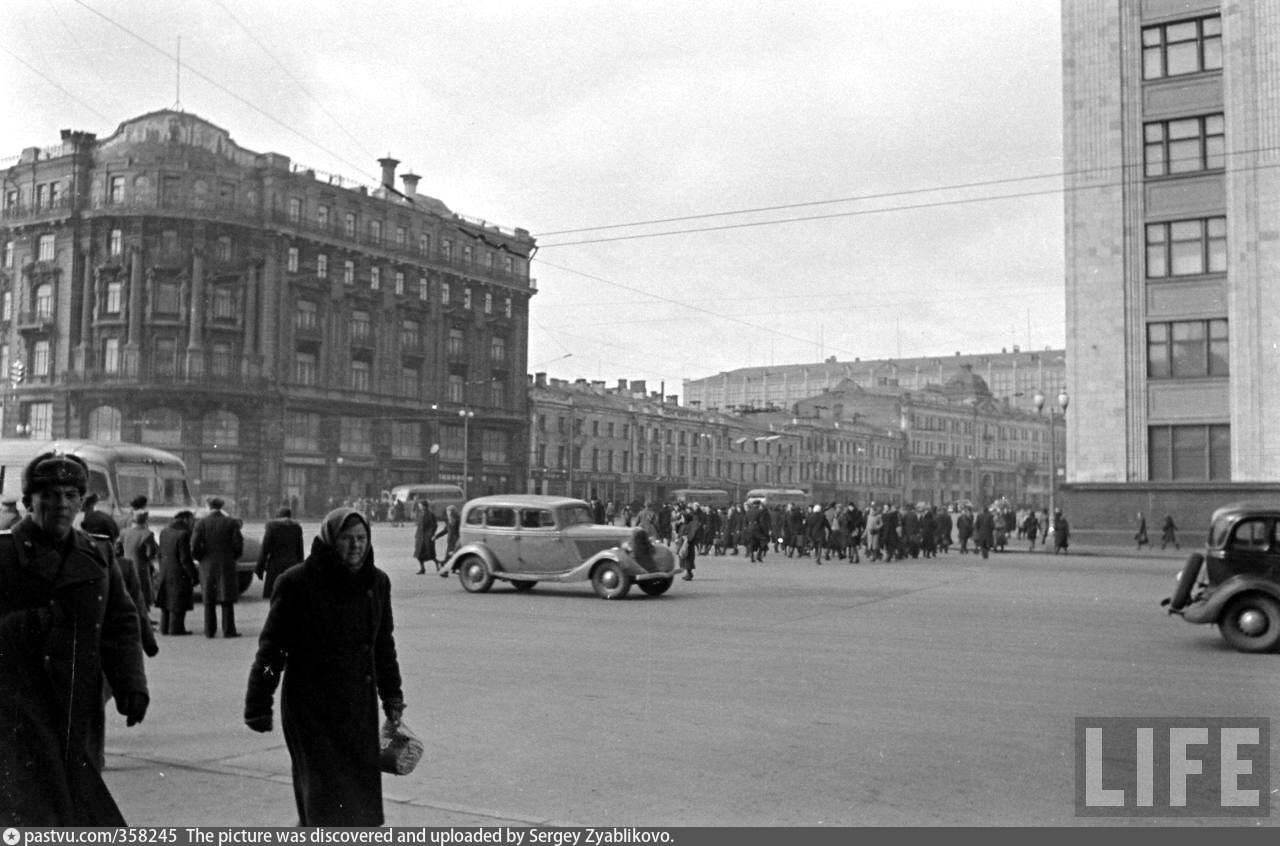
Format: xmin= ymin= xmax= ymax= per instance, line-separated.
xmin=1209 ymin=516 xmax=1233 ymax=548
xmin=561 ymin=504 xmax=595 ymax=526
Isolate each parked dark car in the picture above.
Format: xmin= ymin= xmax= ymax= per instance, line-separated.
xmin=1162 ymin=501 xmax=1280 ymax=653
xmin=440 ymin=495 xmax=681 ymax=599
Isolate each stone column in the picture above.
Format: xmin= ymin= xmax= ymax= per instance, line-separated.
xmin=187 ymin=249 xmax=205 ymax=379
xmin=121 ymin=247 xmax=143 ymax=378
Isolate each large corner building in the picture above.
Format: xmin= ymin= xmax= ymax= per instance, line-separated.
xmin=1062 ymin=0 xmax=1280 ymax=524
xmin=0 ymin=110 xmax=536 ymax=516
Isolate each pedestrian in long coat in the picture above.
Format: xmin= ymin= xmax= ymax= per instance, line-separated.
xmin=244 ymin=507 xmax=405 ymax=827
xmin=257 ymin=507 xmax=305 ymax=598
xmin=1053 ymin=511 xmax=1071 ymax=554
xmin=191 ymin=498 xmax=245 ymax=637
xmin=804 ymin=505 xmax=830 ymax=563
xmin=955 ymin=508 xmax=974 ymax=554
xmin=156 ymin=510 xmax=198 ymax=635
xmin=973 ymin=507 xmax=996 ymax=559
xmin=1024 ymin=510 xmax=1040 ymax=552
xmin=0 ymin=451 xmax=149 ymax=825
xmin=119 ymin=510 xmax=159 ymax=611
xmin=1160 ymin=514 xmax=1179 ymax=550
xmin=1135 ymin=512 xmax=1150 ymax=550
xmin=413 ymin=500 xmax=439 ymax=574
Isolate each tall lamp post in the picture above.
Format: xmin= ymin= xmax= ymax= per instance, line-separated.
xmin=458 ymin=408 xmax=475 ymax=499
xmin=1032 ymin=388 xmax=1069 ymax=519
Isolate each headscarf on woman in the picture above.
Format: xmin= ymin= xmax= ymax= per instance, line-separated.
xmin=317 ymin=506 xmax=373 ymax=569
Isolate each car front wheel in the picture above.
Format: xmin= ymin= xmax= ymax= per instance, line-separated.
xmin=591 ymin=561 xmax=632 ymax=599
xmin=1218 ymin=594 xmax=1280 ymax=653
xmin=458 ymin=557 xmax=494 ymax=593
xmin=638 ymin=577 xmax=672 ymax=596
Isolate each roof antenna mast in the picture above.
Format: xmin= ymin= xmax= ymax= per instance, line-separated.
xmin=173 ymin=36 xmax=183 ymax=111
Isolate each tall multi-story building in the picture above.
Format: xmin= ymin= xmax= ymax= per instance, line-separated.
xmin=683 ymin=348 xmax=1065 ymax=415
xmin=0 ymin=110 xmax=536 ymax=515
xmin=1062 ymin=1 xmax=1280 ymax=525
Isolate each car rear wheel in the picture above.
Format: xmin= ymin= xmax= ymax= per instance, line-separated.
xmin=458 ymin=557 xmax=494 ymax=593
xmin=591 ymin=561 xmax=632 ymax=599
xmin=638 ymin=577 xmax=673 ymax=596
xmin=512 ymin=580 xmax=536 ymax=592
xmin=1168 ymin=553 xmax=1205 ymax=610
xmin=1218 ymin=594 xmax=1280 ymax=653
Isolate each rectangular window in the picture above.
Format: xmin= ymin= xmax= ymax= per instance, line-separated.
xmin=396 ymin=226 xmax=406 ymax=247
xmin=351 ymin=311 xmax=371 ymax=344
xmin=294 ymin=300 xmax=318 ymax=331
xmin=447 ymin=328 xmax=465 ymax=358
xmin=34 ymin=285 xmax=53 ymax=320
xmin=370 ymin=220 xmax=382 ymax=243
xmin=441 ymin=282 xmax=451 ymax=304
xmin=109 ymin=229 xmax=123 ymax=257
xmin=37 ymin=235 xmax=54 ymax=262
xmin=1146 ymin=217 xmax=1226 ymax=278
xmin=484 ymin=292 xmax=493 ymax=314
xmin=344 ymin=260 xmax=354 ymax=285
xmin=153 ymin=338 xmax=176 ymax=377
xmin=1 ymin=292 xmax=10 ymax=321
xmin=105 ymin=281 xmax=124 ymax=314
xmin=211 ymin=341 xmax=233 ymax=377
xmin=490 ymin=336 xmax=506 ymax=364
xmin=33 ymin=340 xmax=50 ymax=377
xmin=154 ymin=281 xmax=180 ymax=315
xmin=370 ymin=267 xmax=380 ymax=290
xmin=284 ymin=411 xmax=320 ymax=451
xmin=294 ymin=351 xmax=317 ymax=386
xmin=395 ymin=271 xmax=405 ymax=295
xmin=288 ymin=197 xmax=302 ymax=223
xmin=391 ymin=421 xmax=420 ymax=458
xmin=2 ymin=241 xmax=11 ymax=268
xmin=212 ymin=288 xmax=235 ymax=320
xmin=287 ymin=247 xmax=299 ymax=273
xmin=462 ymin=245 xmax=473 ymax=266
xmin=504 ymin=297 xmax=512 ymax=318
xmin=401 ymin=366 xmax=420 ymax=398
xmin=1142 ymin=16 xmax=1222 ymax=80
xmin=419 ymin=234 xmax=430 ymax=256
xmin=109 ymin=176 xmax=125 ymax=205
xmin=1149 ymin=424 xmax=1230 ymax=481
xmin=463 ymin=288 xmax=472 ymax=309
xmin=447 ymin=374 xmax=464 ymax=403
xmin=317 ymin=254 xmax=328 ymax=278
xmin=489 ymin=380 xmax=506 ymax=408
xmin=418 ymin=277 xmax=428 ymax=301
xmin=340 ymin=417 xmax=373 ymax=455
xmin=103 ymin=338 xmax=120 ymax=374
xmin=344 ymin=212 xmax=357 ymax=237
xmin=317 ymin=205 xmax=330 ymax=227
xmin=1147 ymin=319 xmax=1229 ymax=378
xmin=215 ymin=236 xmax=231 ymax=262
xmin=351 ymin=360 xmax=371 ymax=391
xmin=27 ymin=401 xmax=53 ymax=440
xmin=1144 ymin=114 xmax=1224 ymax=177
xmin=482 ymin=430 xmax=507 ymax=463
xmin=442 ymin=239 xmax=452 ymax=262
xmin=400 ymin=319 xmax=420 ymax=349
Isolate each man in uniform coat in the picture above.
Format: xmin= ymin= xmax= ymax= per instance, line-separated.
xmin=256 ymin=506 xmax=304 ymax=598
xmin=0 ymin=451 xmax=149 ymax=824
xmin=191 ymin=496 xmax=245 ymax=637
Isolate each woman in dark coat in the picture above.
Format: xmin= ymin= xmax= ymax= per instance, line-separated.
xmin=244 ymin=507 xmax=405 ymax=827
xmin=413 ymin=500 xmax=439 ymax=574
xmin=156 ymin=511 xmax=198 ymax=635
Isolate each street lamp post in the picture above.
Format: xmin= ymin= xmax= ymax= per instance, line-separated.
xmin=1033 ymin=388 xmax=1069 ymax=520
xmin=458 ymin=408 xmax=474 ymax=499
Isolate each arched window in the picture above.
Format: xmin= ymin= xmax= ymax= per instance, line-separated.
xmin=87 ymin=406 xmax=123 ymax=441
xmin=203 ymin=410 xmax=239 ymax=447
xmin=139 ymin=407 xmax=183 ymax=447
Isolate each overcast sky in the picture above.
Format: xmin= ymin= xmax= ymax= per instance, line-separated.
xmin=2 ymin=0 xmax=1065 ymax=396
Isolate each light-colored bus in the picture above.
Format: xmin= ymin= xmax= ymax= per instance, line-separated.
xmin=0 ymin=439 xmax=196 ymax=527
xmin=670 ymin=488 xmax=732 ymax=509
xmin=389 ymin=483 xmax=466 ymax=518
xmin=744 ymin=488 xmax=811 ymax=509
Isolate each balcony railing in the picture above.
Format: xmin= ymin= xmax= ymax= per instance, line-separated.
xmin=64 ymin=351 xmax=269 ymax=389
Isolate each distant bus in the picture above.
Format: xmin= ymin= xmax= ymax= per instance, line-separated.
xmin=0 ymin=438 xmax=196 ymax=527
xmin=670 ymin=488 xmax=732 ymax=508
xmin=389 ymin=483 xmax=466 ymax=518
xmin=744 ymin=488 xmax=810 ymax=509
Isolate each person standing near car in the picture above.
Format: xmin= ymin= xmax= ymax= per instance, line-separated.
xmin=191 ymin=497 xmax=245 ymax=637
xmin=156 ymin=510 xmax=198 ymax=635
xmin=244 ymin=507 xmax=406 ymax=827
xmin=413 ymin=499 xmax=439 ymax=575
xmin=0 ymin=451 xmax=149 ymax=824
xmin=257 ymin=506 xmax=305 ymax=599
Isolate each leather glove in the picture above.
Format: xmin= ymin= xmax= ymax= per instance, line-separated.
xmin=245 ymin=712 xmax=273 ymax=733
xmin=383 ymin=698 xmax=406 ymax=725
xmin=144 ymin=639 xmax=159 ymax=658
xmin=118 ymin=691 xmax=149 ymax=727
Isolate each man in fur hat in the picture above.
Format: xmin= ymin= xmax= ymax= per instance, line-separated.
xmin=0 ymin=451 xmax=149 ymax=824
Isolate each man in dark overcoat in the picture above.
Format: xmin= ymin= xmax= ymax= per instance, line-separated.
xmin=973 ymin=506 xmax=996 ymax=559
xmin=256 ymin=506 xmax=305 ymax=598
xmin=0 ymin=451 xmax=149 ymax=824
xmin=413 ymin=499 xmax=439 ymax=574
xmin=191 ymin=497 xmax=245 ymax=637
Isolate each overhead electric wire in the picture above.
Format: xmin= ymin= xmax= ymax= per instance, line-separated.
xmin=0 ymin=41 xmax=111 ymax=122
xmin=67 ymin=0 xmax=382 ymax=185
xmin=207 ymin=0 xmax=381 ymax=164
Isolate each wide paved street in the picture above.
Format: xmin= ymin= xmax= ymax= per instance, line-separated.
xmin=103 ymin=523 xmax=1279 ymax=826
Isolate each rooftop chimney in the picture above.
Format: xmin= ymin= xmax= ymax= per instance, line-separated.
xmin=535 ymin=372 xmax=547 ymax=387
xmin=401 ymin=172 xmax=420 ymax=199
xmin=617 ymin=379 xmax=628 ymax=391
xmin=378 ymin=156 xmax=400 ymax=190
xmin=630 ymin=380 xmax=647 ymax=395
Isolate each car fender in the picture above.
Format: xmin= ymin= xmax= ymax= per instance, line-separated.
xmin=1178 ymin=575 xmax=1280 ymax=625
xmin=440 ymin=541 xmax=501 ymax=576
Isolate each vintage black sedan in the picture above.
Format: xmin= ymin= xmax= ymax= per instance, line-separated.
xmin=1163 ymin=501 xmax=1280 ymax=653
xmin=438 ymin=495 xmax=681 ymax=599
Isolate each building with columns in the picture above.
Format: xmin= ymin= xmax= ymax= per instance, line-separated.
xmin=1061 ymin=0 xmax=1280 ymax=526
xmin=0 ymin=110 xmax=535 ymax=516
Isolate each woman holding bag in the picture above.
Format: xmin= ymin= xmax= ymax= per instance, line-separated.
xmin=243 ymin=507 xmax=406 ymax=826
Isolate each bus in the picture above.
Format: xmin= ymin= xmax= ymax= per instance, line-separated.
xmin=744 ymin=488 xmax=811 ymax=509
xmin=0 ymin=439 xmax=196 ymax=527
xmin=388 ymin=483 xmax=466 ymax=518
xmin=670 ymin=488 xmax=732 ymax=509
